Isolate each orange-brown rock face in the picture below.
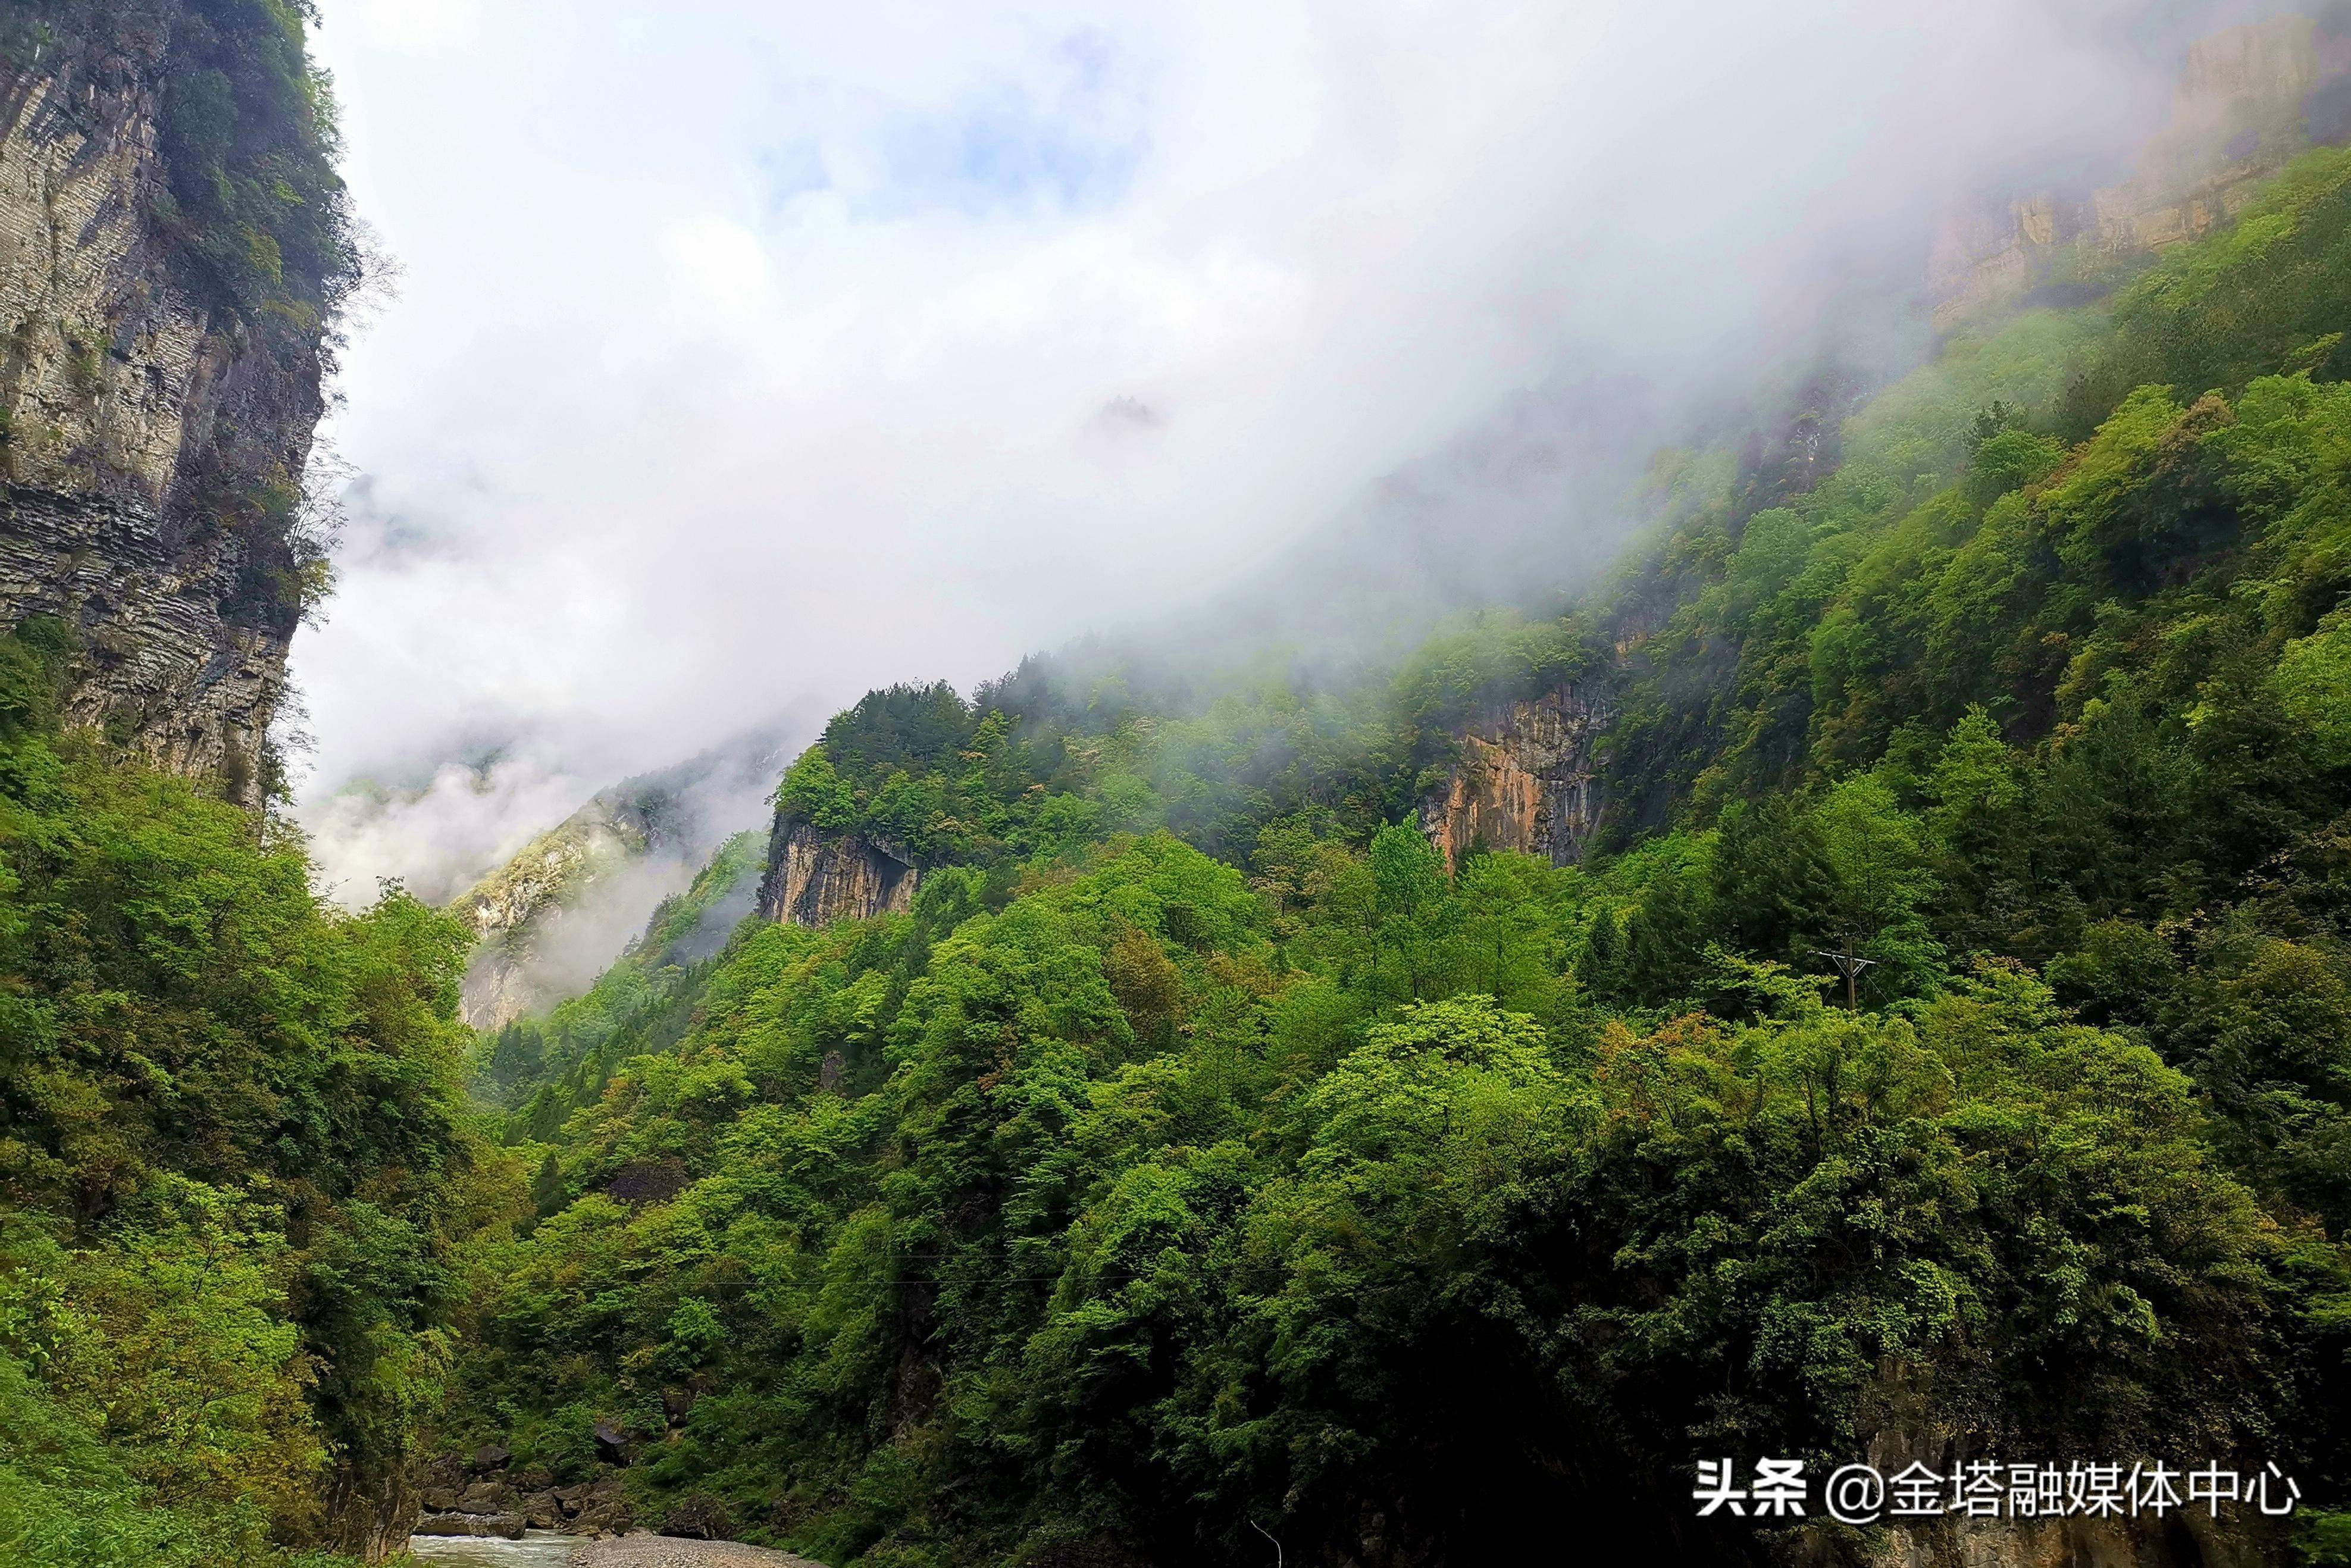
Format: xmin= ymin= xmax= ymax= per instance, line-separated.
xmin=1419 ymin=686 xmax=1611 ymax=870
xmin=756 ymin=819 xmax=918 ymax=927
xmin=1928 ymin=14 xmax=2347 ymax=330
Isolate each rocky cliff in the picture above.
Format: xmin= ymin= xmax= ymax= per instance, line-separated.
xmin=0 ymin=26 xmax=335 ymax=804
xmin=756 ymin=816 xmax=919 ymax=928
xmin=455 ymin=729 xmax=789 ymax=1027
xmin=1929 ymin=13 xmax=2351 ymax=330
xmin=1419 ymin=683 xmax=1612 ymax=870
xmin=456 ymin=798 xmax=650 ymax=1029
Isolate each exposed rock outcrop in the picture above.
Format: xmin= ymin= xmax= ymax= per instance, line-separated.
xmin=414 ymin=1510 xmax=525 ymax=1540
xmin=756 ymin=817 xmax=918 ymax=928
xmin=1419 ymin=684 xmax=1612 ymax=870
xmin=456 ymin=794 xmax=652 ymax=1028
xmin=0 ymin=53 xmax=330 ymax=804
xmin=453 ymin=730 xmax=788 ymax=1027
xmin=1929 ymin=14 xmax=2351 ymax=329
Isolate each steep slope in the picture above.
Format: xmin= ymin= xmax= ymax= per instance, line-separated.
xmin=1930 ymin=12 xmax=2351 ymax=327
xmin=456 ymin=728 xmax=788 ymax=1028
xmin=449 ymin=68 xmax=2351 ymax=1568
xmin=0 ymin=11 xmax=500 ymax=1566
xmin=0 ymin=2 xmax=359 ymax=805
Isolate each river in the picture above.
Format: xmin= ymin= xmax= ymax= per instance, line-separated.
xmin=405 ymin=1529 xmax=579 ymax=1566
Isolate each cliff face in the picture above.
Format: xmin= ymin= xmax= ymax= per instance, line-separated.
xmin=0 ymin=50 xmax=327 ymax=803
xmin=757 ymin=817 xmax=918 ymax=928
xmin=1419 ymin=684 xmax=1612 ymax=870
xmin=1929 ymin=14 xmax=2351 ymax=330
xmin=456 ymin=799 xmax=648 ymax=1029
xmin=452 ymin=728 xmax=788 ymax=1027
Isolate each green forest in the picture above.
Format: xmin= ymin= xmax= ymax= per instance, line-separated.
xmin=459 ymin=144 xmax=2351 ymax=1563
xmin=8 ymin=9 xmax=2351 ymax=1568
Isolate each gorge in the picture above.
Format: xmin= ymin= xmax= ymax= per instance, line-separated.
xmin=4 ymin=6 xmax=2351 ymax=1568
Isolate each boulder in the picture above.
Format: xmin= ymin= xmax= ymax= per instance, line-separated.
xmin=519 ymin=1489 xmax=564 ymax=1530
xmin=661 ymin=1385 xmax=697 ymax=1426
xmin=415 ymin=1451 xmax=467 ymax=1513
xmin=456 ymin=1479 xmax=515 ymax=1515
xmin=513 ymin=1463 xmax=556 ymax=1491
xmin=571 ymin=1495 xmax=634 ymax=1537
xmin=593 ymin=1418 xmax=631 ymax=1462
xmin=660 ymin=1494 xmax=734 ymax=1541
xmin=553 ymin=1482 xmax=594 ymax=1517
xmin=468 ymin=1442 xmax=512 ymax=1472
xmin=414 ymin=1511 xmax=525 ymax=1540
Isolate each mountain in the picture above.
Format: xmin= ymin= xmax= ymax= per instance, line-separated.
xmin=453 ymin=724 xmax=791 ymax=1029
xmin=7 ymin=6 xmax=2351 ymax=1567
xmin=446 ymin=21 xmax=2351 ymax=1567
xmin=0 ymin=0 xmax=354 ymax=805
xmin=0 ymin=12 xmax=481 ymax=1565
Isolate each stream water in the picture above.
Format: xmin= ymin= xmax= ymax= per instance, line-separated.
xmin=403 ymin=1530 xmax=578 ymax=1567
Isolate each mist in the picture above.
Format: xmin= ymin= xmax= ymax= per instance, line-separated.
xmin=291 ymin=0 xmax=2254 ymax=900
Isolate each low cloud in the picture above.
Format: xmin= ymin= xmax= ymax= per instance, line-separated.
xmin=302 ymin=755 xmax=597 ymax=910
xmin=297 ymin=0 xmax=2247 ymax=893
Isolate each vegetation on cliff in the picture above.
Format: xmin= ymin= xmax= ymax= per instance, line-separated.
xmin=5 ymin=7 xmax=2351 ymax=1564
xmin=0 ymin=0 xmax=365 ymax=334
xmin=0 ymin=624 xmax=508 ymax=1565
xmin=444 ymin=145 xmax=2351 ymax=1567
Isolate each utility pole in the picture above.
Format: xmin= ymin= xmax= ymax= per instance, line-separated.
xmin=1810 ymin=944 xmax=1877 ymax=1010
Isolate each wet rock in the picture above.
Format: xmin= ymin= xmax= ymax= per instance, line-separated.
xmin=414 ymin=1510 xmax=525 ymax=1539
xmin=660 ymin=1494 xmax=735 ymax=1540
xmin=455 ymin=1479 xmax=516 ymax=1514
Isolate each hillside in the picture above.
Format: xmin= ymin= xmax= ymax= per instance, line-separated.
xmin=0 ymin=9 xmax=492 ymax=1565
xmin=454 ymin=729 xmax=790 ymax=1030
xmin=445 ymin=115 xmax=2351 ymax=1568
xmin=4 ymin=6 xmax=2351 ymax=1567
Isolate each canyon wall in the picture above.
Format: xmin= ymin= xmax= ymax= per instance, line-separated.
xmin=756 ymin=817 xmax=919 ymax=928
xmin=1930 ymin=13 xmax=2351 ymax=330
xmin=1419 ymin=684 xmax=1613 ymax=870
xmin=0 ymin=46 xmax=327 ymax=803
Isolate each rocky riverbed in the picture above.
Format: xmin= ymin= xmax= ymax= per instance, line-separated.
xmin=411 ymin=1443 xmax=636 ymax=1541
xmin=566 ymin=1534 xmax=827 ymax=1567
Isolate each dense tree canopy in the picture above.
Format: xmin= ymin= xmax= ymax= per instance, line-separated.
xmin=450 ymin=149 xmax=2351 ymax=1567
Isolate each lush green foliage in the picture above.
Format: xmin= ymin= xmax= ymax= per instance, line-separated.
xmin=456 ymin=145 xmax=2351 ymax=1566
xmin=0 ymin=631 xmax=498 ymax=1564
xmin=483 ymin=830 xmax=768 ymax=1134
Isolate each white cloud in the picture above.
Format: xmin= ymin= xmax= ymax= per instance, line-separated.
xmin=295 ymin=0 xmax=2180 ymax=881
xmin=662 ymin=218 xmax=772 ymax=320
xmin=347 ymin=0 xmax=478 ymax=54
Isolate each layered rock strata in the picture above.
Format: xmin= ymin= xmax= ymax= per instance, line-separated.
xmin=0 ymin=54 xmax=325 ymax=802
xmin=756 ymin=818 xmax=918 ymax=928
